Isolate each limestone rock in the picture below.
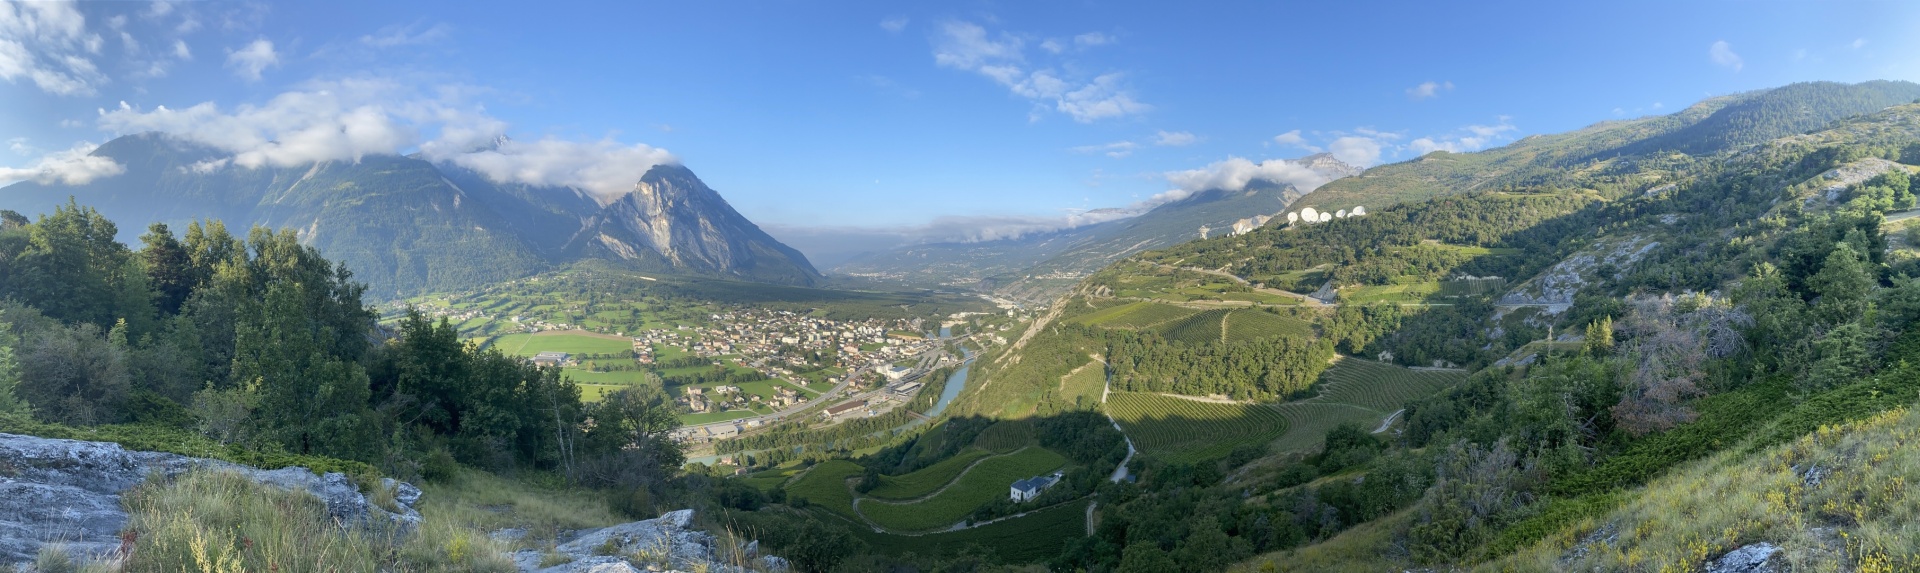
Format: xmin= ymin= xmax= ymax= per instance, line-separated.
xmin=0 ymin=432 xmax=423 ymax=567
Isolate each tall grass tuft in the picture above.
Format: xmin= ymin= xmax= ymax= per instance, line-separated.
xmin=118 ymin=469 xmax=516 ymax=573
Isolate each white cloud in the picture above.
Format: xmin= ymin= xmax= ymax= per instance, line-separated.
xmin=1069 ymin=140 xmax=1137 ymax=158
xmin=1154 ymin=130 xmax=1197 ymax=146
xmin=1851 ymin=38 xmax=1867 ymax=50
xmin=225 ymin=38 xmax=277 ymax=81
xmin=449 ymin=138 xmax=675 ymax=202
xmin=360 ymin=23 xmax=450 ymax=48
xmin=0 ymin=0 xmax=108 ymax=96
xmin=1073 ymin=32 xmax=1111 ymax=48
xmin=1329 ymin=136 xmax=1383 ymax=166
xmin=932 ymin=20 xmax=1150 ymax=123
xmin=1408 ymin=117 xmax=1519 ymax=155
xmin=0 ymin=141 xmax=124 ymax=186
xmin=1039 ymin=38 xmax=1064 ymax=55
xmin=94 ymin=79 xmax=677 ymax=204
xmin=172 ymin=39 xmax=190 ymax=60
xmin=879 ymin=16 xmax=908 ymax=33
xmin=1709 ymin=40 xmax=1743 ymax=71
xmin=1273 ymin=130 xmax=1323 ymax=153
xmin=1405 ymin=80 xmax=1453 ymax=100
xmin=1162 ymin=155 xmax=1346 ymax=201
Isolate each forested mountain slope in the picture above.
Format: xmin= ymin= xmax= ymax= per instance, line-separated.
xmin=934 ymin=83 xmax=1920 ymax=572
xmin=1293 ymin=80 xmax=1920 ymax=214
xmin=0 ymin=134 xmax=821 ymax=297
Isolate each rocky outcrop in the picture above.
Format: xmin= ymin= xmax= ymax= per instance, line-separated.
xmin=506 ymin=509 xmax=788 ymax=573
xmin=0 ymin=433 xmax=421 ymax=567
xmin=1498 ymin=236 xmax=1659 ymax=312
xmin=1706 ymin=542 xmax=1780 ymax=573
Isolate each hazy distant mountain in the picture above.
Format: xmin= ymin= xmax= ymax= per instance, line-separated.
xmin=0 ymin=133 xmax=820 ymax=297
xmin=834 ymin=153 xmax=1358 ymax=302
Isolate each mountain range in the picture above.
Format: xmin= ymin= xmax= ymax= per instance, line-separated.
xmin=0 ymin=134 xmax=820 ymax=298
xmin=833 ymin=152 xmax=1363 ymax=302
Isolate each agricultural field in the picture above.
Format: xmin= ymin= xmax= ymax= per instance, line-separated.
xmin=857 ymin=447 xmax=1070 ymax=532
xmin=1268 ymin=357 xmax=1465 ymax=453
xmin=1437 ymin=276 xmax=1510 ymax=297
xmin=1338 ymin=280 xmax=1440 ymax=304
xmin=738 ymin=467 xmax=806 ymax=492
xmin=865 ymin=448 xmax=997 ymax=501
xmin=1058 ymin=362 xmax=1107 ymax=407
xmin=785 ymin=460 xmax=865 ymax=521
xmin=1075 ymin=301 xmax=1200 ymax=329
xmin=843 ymin=498 xmax=1093 ymax=563
xmin=1103 ymin=393 xmax=1290 ymax=464
xmin=678 ymin=410 xmax=760 ymax=425
xmin=491 ymin=331 xmax=635 ymax=357
xmin=1223 ymin=308 xmax=1315 ymax=340
xmin=1153 ymin=309 xmax=1230 ymax=344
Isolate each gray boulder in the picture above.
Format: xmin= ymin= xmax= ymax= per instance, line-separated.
xmin=1707 ymin=542 xmax=1780 ymax=573
xmin=0 ymin=432 xmax=423 ymax=567
xmin=509 ymin=509 xmax=785 ymax=573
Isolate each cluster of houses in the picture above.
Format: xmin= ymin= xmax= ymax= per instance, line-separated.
xmin=680 ymin=384 xmax=806 ymax=414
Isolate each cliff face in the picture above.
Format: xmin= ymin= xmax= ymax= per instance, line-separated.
xmin=570 ymin=164 xmax=822 ymax=286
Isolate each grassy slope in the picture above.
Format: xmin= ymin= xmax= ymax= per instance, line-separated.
xmin=858 ymin=447 xmax=1070 ymax=532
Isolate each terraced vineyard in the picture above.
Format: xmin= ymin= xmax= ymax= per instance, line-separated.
xmin=1077 ymin=301 xmax=1202 ymax=329
xmin=1269 ymin=357 xmax=1464 ymax=453
xmin=866 ymin=449 xmax=997 ymax=501
xmin=858 ymin=447 xmax=1070 ymax=532
xmin=1103 ymin=393 xmax=1290 ymax=463
xmin=1223 ymin=308 xmax=1314 ymax=340
xmin=845 ymin=499 xmax=1093 ymax=563
xmin=785 ymin=460 xmax=865 ymax=521
xmin=1154 ymin=309 xmax=1230 ymax=344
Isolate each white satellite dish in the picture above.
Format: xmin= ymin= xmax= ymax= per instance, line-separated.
xmin=1352 ymin=206 xmax=1367 ymax=216
xmin=1319 ymin=212 xmax=1333 ymax=222
xmin=1300 ymin=207 xmax=1320 ymax=223
xmin=1336 ymin=209 xmax=1348 ymax=218
xmin=1286 ymin=212 xmax=1299 ymax=223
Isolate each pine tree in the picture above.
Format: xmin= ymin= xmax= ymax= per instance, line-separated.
xmin=0 ymin=311 xmax=26 ymax=416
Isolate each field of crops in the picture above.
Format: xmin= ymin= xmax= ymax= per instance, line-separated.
xmin=866 ymin=448 xmax=997 ymax=501
xmin=492 ymin=331 xmax=635 ymax=356
xmin=1058 ymin=362 xmax=1107 ymax=407
xmin=1223 ymin=309 xmax=1314 ymax=340
xmin=1266 ymin=357 xmax=1465 ymax=453
xmin=858 ymin=447 xmax=1069 ymax=532
xmin=1311 ymin=358 xmax=1461 ymax=412
xmin=1339 ymin=281 xmax=1441 ymax=304
xmin=1153 ymin=309 xmax=1230 ymax=344
xmin=784 ymin=460 xmax=864 ymax=521
xmin=1438 ymin=277 xmax=1509 ymax=297
xmin=1077 ymin=301 xmax=1201 ymax=329
xmin=1103 ymin=392 xmax=1290 ymax=464
xmin=844 ymin=498 xmax=1092 ymax=563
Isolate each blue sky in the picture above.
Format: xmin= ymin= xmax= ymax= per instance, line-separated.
xmin=3 ymin=0 xmax=1919 ymax=250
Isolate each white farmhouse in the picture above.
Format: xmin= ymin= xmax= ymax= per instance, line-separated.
xmin=1009 ymin=471 xmax=1064 ymax=502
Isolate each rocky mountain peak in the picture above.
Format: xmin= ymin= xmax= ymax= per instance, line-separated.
xmin=1294 ymin=152 xmax=1365 ymax=179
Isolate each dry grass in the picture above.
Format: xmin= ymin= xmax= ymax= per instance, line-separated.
xmin=87 ymin=466 xmax=626 ymax=573
xmin=1489 ymin=406 xmax=1920 ymax=572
